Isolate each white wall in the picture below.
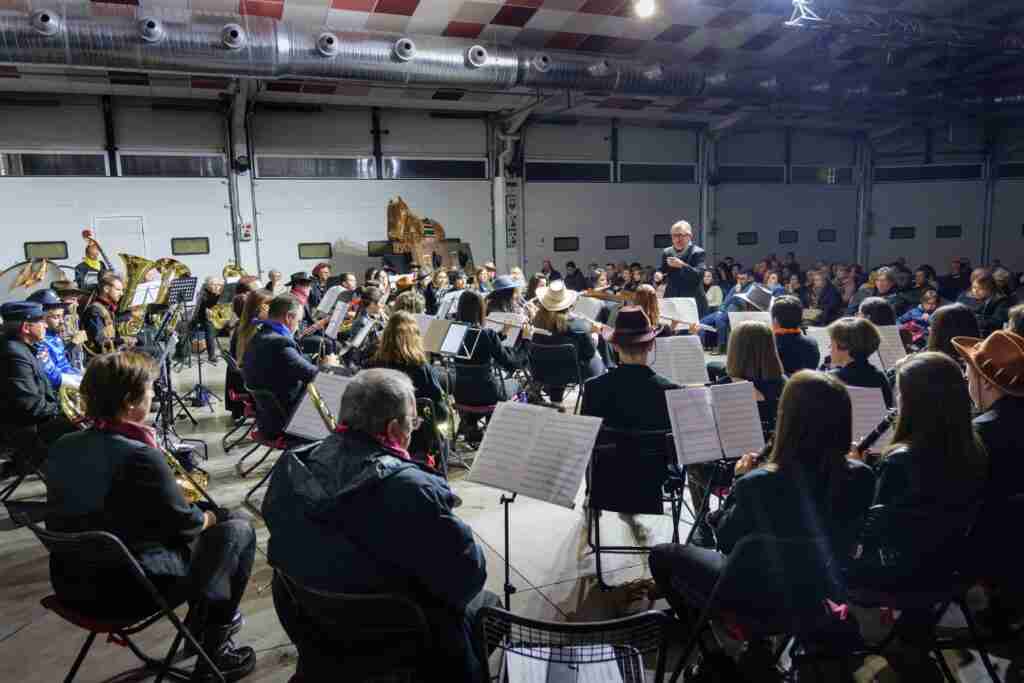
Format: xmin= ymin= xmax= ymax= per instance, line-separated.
xmin=523 ymin=184 xmax=700 ymax=272
xmin=0 ymin=177 xmax=234 ymax=279
xmin=868 ymin=181 xmax=985 ymax=269
xmin=713 ymin=185 xmax=858 ymax=267
xmin=253 ymin=179 xmax=493 ymax=277
xmin=992 ymin=179 xmax=1024 ymax=271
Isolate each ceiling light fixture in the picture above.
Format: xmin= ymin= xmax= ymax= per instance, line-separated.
xmin=634 ymin=0 xmax=656 ymax=19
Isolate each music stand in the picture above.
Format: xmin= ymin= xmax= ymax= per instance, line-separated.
xmin=172 ymin=278 xmax=221 ymax=412
xmin=152 ymin=317 xmax=198 ymax=432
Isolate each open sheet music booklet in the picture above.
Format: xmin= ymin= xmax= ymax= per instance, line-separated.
xmin=285 ymin=372 xmax=353 ymax=442
xmin=665 ymin=381 xmax=765 ymax=465
xmin=504 ymin=646 xmax=625 ymax=683
xmin=130 ymin=280 xmax=163 ymax=308
xmin=649 ymin=335 xmax=709 ymax=386
xmin=661 ymin=297 xmax=701 ymax=325
xmin=847 ymin=385 xmax=892 ymax=452
xmin=869 ymin=325 xmax=907 ymax=373
xmin=466 ymin=402 xmax=602 ymax=510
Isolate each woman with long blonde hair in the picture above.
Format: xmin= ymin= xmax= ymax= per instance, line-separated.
xmin=633 ymin=284 xmax=699 ymax=337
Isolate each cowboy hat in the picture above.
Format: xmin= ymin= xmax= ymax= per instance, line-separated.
xmin=288 ymin=271 xmax=313 ymax=286
xmin=735 ymin=284 xmax=773 ymax=312
xmin=608 ymin=306 xmax=657 ymax=346
xmin=50 ymin=279 xmax=89 ymax=298
xmin=953 ymin=331 xmax=1024 ymax=398
xmin=536 ymin=280 xmax=578 ymax=312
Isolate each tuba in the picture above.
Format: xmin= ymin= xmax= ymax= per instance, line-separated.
xmin=116 ymin=253 xmax=159 ymax=338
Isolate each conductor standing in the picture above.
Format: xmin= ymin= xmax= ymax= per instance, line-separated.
xmin=660 ymin=220 xmax=708 ymax=317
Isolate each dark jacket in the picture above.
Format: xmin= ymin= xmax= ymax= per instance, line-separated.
xmin=846 ymin=285 xmax=875 ymax=316
xmin=46 ymin=429 xmax=205 ymax=611
xmin=194 ymin=288 xmax=220 ymax=325
xmin=455 ymin=327 xmax=524 ymax=405
xmin=803 ymin=283 xmax=843 ymax=326
xmin=831 ymin=357 xmax=894 ymax=408
xmin=263 ymin=431 xmax=486 ymax=682
xmin=661 ymin=244 xmax=708 ymax=316
xmin=974 ymin=396 xmax=1024 ymax=501
xmin=564 ymin=270 xmax=589 ymax=292
xmin=242 ymin=324 xmax=319 ymax=436
xmin=775 ymin=332 xmax=821 ymax=376
xmin=370 ymin=361 xmax=446 ymax=413
xmin=975 ymin=295 xmax=1011 ymax=338
xmin=874 ymin=445 xmax=986 ymax=510
xmin=581 ymin=364 xmax=679 ymax=431
xmin=716 ymin=461 xmax=876 ymax=558
xmin=80 ymin=299 xmax=121 ymax=352
xmin=0 ymin=335 xmax=61 ymax=427
xmin=532 ymin=317 xmax=604 ymax=383
xmin=74 ymin=260 xmax=105 ymax=290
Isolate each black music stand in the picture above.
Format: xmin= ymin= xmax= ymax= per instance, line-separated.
xmin=174 ymin=278 xmax=221 ymax=412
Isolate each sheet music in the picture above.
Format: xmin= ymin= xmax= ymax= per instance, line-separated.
xmin=577 ymin=648 xmax=625 ymax=683
xmin=130 ymin=281 xmax=162 ymax=308
xmin=285 ymin=373 xmax=353 ymax=442
xmin=316 ymin=285 xmax=345 ymax=315
xmin=413 ymin=313 xmax=434 ymax=340
xmin=324 ymin=302 xmax=349 ymax=340
xmin=485 ymin=312 xmax=524 ymax=347
xmin=422 ymin=319 xmax=451 ymax=354
xmin=650 ymin=335 xmax=709 ymax=386
xmin=847 ymin=385 xmax=892 ymax=452
xmin=574 ymin=296 xmax=604 ymax=323
xmin=436 ymin=290 xmax=463 ymax=320
xmin=710 ymin=382 xmax=766 ymax=460
xmin=504 ymin=648 xmax=549 ymax=683
xmin=666 ymin=387 xmax=722 ymax=465
xmin=441 ymin=324 xmax=469 ymax=356
xmin=874 ymin=325 xmax=907 ymax=372
xmin=661 ymin=297 xmax=700 ymax=324
xmin=727 ymin=311 xmax=773 ymax=328
xmin=467 ymin=402 xmax=601 ymax=509
xmin=804 ymin=326 xmax=832 ymax=359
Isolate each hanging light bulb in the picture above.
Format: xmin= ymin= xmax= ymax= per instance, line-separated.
xmin=634 ymin=0 xmax=656 ymax=18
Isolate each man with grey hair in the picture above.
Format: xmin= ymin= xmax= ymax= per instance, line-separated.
xmin=660 ymin=219 xmax=708 ymax=316
xmin=193 ymin=275 xmax=225 ymax=363
xmin=263 ymin=368 xmax=497 ymax=683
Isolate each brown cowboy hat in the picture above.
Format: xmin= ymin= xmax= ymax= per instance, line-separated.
xmin=608 ymin=306 xmax=657 ymax=346
xmin=51 ymin=279 xmax=89 ymax=298
xmin=953 ymin=331 xmax=1024 ymax=398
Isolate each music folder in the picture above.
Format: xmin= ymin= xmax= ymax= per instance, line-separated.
xmin=421 ymin=318 xmax=479 ymax=359
xmin=665 ymin=381 xmax=765 ymax=465
xmin=285 ymin=372 xmax=354 ymax=442
xmin=466 ymin=402 xmax=602 ymax=510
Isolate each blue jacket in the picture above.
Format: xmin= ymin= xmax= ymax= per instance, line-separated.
xmin=720 ymin=282 xmax=753 ymax=312
xmin=897 ymin=305 xmax=932 ymax=331
xmin=38 ymin=330 xmax=79 ymax=389
xmin=263 ymin=431 xmax=486 ymax=682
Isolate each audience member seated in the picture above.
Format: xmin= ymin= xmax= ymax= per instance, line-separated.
xmin=530 ymin=281 xmax=606 ymax=403
xmin=770 ymin=295 xmax=820 ymax=375
xmin=263 ymin=369 xmax=498 ymax=683
xmin=826 ymin=317 xmax=893 ymax=407
xmin=703 ymin=270 xmax=724 ymax=313
xmin=954 ymin=331 xmax=1024 ymax=501
xmin=926 ymin=302 xmax=980 ymax=369
xmin=424 ymin=269 xmax=448 ymax=316
xmin=581 ymin=306 xmax=680 ymax=431
xmin=46 ymin=351 xmax=257 ymax=682
xmin=453 ymin=290 xmax=524 ymax=404
xmin=1010 ymin=303 xmax=1024 ymax=336
xmin=700 ymin=277 xmax=770 ymax=352
xmin=0 ymin=302 xmax=76 ymax=469
xmin=972 ymin=271 xmax=1011 ymax=338
xmin=802 ymin=270 xmax=843 ymax=326
xmin=563 ymin=260 xmax=588 ymax=291
xmin=846 ymin=270 xmax=878 ymax=315
xmin=897 ymin=288 xmax=940 ymax=344
xmin=242 ymin=294 xmax=338 ymax=437
xmin=649 ymin=372 xmax=875 ymax=645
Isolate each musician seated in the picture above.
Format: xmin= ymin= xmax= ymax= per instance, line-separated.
xmin=650 ymin=372 xmax=875 ymax=632
xmin=485 ymin=275 xmax=525 ymax=316
xmin=242 ymin=294 xmax=338 ymax=437
xmin=450 ymin=290 xmax=524 ymax=405
xmin=424 ymin=269 xmax=449 ymax=315
xmin=343 ymin=286 xmax=386 ymax=362
xmin=436 ymin=271 xmax=468 ymax=318
xmin=530 ymin=280 xmax=605 ymax=403
xmin=81 ymin=272 xmax=132 ymax=354
xmin=318 ymin=271 xmax=359 ymax=312
xmin=263 ymin=369 xmax=499 ymax=683
xmin=634 ymin=285 xmax=699 ymax=338
xmin=826 ymin=317 xmax=893 ymax=408
xmin=46 ymin=351 xmax=257 ymax=682
xmin=718 ymin=320 xmax=787 ymax=433
xmin=953 ymin=332 xmax=1024 ymax=502
xmin=770 ymin=295 xmax=820 ymax=375
xmin=391 ymin=290 xmax=426 ymax=314
xmin=0 ymin=302 xmax=77 ymax=468
xmin=310 ymin=262 xmax=331 ymax=309
xmin=27 ymin=289 xmax=83 ymax=389
xmin=192 ymin=277 xmax=224 ymax=364
xmin=289 ymin=270 xmax=340 ymax=357
xmin=226 ymin=290 xmax=273 ymax=420
xmin=581 ymin=306 xmax=680 ymax=431
xmin=926 ymin=302 xmax=980 ymax=370
xmin=1009 ymin=303 xmax=1024 ymax=336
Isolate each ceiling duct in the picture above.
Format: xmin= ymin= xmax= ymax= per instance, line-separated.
xmin=0 ymin=4 xmax=1020 ymax=108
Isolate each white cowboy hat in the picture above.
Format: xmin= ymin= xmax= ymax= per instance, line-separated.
xmin=536 ymin=280 xmax=578 ymax=312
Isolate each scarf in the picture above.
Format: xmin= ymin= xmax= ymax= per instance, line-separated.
xmin=261 ymin=320 xmax=292 ymax=338
xmin=774 ymin=328 xmax=803 ymax=336
xmin=291 ymin=287 xmax=309 ymax=306
xmin=82 ymin=256 xmax=102 ymax=271
xmin=334 ymin=423 xmax=436 ymax=470
xmin=94 ymin=418 xmax=160 ymax=450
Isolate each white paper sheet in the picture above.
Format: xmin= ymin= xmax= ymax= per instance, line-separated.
xmin=504 ymin=648 xmax=549 ymax=683
xmin=324 ymin=302 xmax=349 ymax=340
xmin=666 ymin=387 xmax=722 ymax=465
xmin=727 ymin=311 xmax=773 ymax=329
xmin=574 ymin=296 xmax=605 ymax=323
xmin=804 ymin=326 xmax=832 ymax=359
xmin=710 ymin=381 xmax=766 ymax=460
xmin=284 ymin=373 xmax=353 ymax=442
xmin=661 ymin=297 xmax=701 ymax=325
xmin=413 ymin=313 xmax=435 ymax=340
xmin=847 ymin=385 xmax=892 ymax=452
xmin=436 ymin=289 xmax=464 ymax=320
xmin=130 ymin=280 xmax=162 ymax=307
xmin=316 ymin=285 xmax=345 ymax=315
xmin=874 ymin=325 xmax=907 ymax=372
xmin=467 ymin=402 xmax=601 ymax=509
xmin=650 ymin=335 xmax=709 ymax=386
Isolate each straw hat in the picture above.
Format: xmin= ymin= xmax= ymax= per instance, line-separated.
xmin=536 ymin=280 xmax=578 ymax=312
xmin=608 ymin=306 xmax=657 ymax=346
xmin=953 ymin=331 xmax=1024 ymax=397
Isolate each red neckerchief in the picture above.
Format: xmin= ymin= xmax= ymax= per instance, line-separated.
xmin=774 ymin=327 xmax=803 ymax=336
xmin=291 ymin=287 xmax=309 ymax=306
xmin=334 ymin=423 xmax=435 ymax=470
xmin=94 ymin=418 xmax=160 ymax=450
xmin=97 ymin=295 xmax=118 ymax=315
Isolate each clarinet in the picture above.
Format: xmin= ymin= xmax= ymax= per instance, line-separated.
xmin=854 ymin=409 xmax=898 ymax=466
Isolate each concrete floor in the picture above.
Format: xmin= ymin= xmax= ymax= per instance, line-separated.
xmin=0 ymin=361 xmax=1015 ymax=682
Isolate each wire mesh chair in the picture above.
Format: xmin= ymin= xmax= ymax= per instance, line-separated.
xmin=477 ymin=606 xmax=673 ymax=683
xmin=4 ymin=500 xmax=224 ymax=683
xmin=586 ymin=427 xmax=685 ymax=590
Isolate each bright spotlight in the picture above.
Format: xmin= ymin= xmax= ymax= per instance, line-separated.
xmin=634 ymin=0 xmax=656 ymax=18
